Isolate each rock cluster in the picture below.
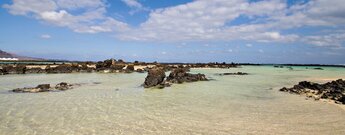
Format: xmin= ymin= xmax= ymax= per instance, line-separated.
xmin=12 ymin=82 xmax=75 ymax=93
xmin=166 ymin=68 xmax=208 ymax=83
xmin=0 ymin=63 xmax=94 ymax=75
xmin=95 ymin=59 xmax=142 ymax=73
xmin=280 ymin=79 xmax=345 ymax=104
xmin=143 ymin=67 xmax=207 ymax=88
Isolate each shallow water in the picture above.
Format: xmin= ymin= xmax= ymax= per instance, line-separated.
xmin=0 ymin=66 xmax=345 ymax=135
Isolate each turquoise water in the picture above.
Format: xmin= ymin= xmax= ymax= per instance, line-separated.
xmin=0 ymin=66 xmax=344 ymax=134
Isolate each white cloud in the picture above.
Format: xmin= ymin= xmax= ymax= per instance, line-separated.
xmin=3 ymin=0 xmax=345 ymax=48
xmin=115 ymin=0 xmax=303 ymax=43
xmin=40 ymin=34 xmax=51 ymax=39
xmin=301 ymin=33 xmax=345 ymax=48
xmin=246 ymin=44 xmax=252 ymax=47
xmin=121 ymin=0 xmax=149 ymax=15
xmin=258 ymin=49 xmax=264 ymax=53
xmin=3 ymin=0 xmax=129 ymax=34
xmin=40 ymin=10 xmax=68 ymax=21
xmin=116 ymin=0 xmax=345 ymax=48
xmin=122 ymin=0 xmax=142 ymax=8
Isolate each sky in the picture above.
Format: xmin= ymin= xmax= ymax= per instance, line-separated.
xmin=0 ymin=0 xmax=345 ymax=64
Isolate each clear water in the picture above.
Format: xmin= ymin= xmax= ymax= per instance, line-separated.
xmin=0 ymin=66 xmax=345 ymax=135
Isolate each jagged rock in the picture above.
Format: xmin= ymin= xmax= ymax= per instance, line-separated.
xmin=166 ymin=68 xmax=208 ymax=84
xmin=218 ymin=72 xmax=248 ymax=76
xmin=280 ymin=79 xmax=345 ymax=104
xmin=143 ymin=68 xmax=166 ymax=88
xmin=55 ymin=82 xmax=73 ymax=90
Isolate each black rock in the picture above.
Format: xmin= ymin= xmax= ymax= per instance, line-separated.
xmin=280 ymin=79 xmax=345 ymax=104
xmin=143 ymin=68 xmax=166 ymax=88
xmin=166 ymin=68 xmax=208 ymax=84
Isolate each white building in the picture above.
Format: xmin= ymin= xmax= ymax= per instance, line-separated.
xmin=0 ymin=58 xmax=19 ymax=61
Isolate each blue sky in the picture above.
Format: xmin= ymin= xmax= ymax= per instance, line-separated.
xmin=0 ymin=0 xmax=345 ymax=64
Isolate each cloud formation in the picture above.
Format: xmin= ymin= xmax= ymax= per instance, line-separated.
xmin=40 ymin=34 xmax=51 ymax=39
xmin=3 ymin=0 xmax=345 ymax=47
xmin=3 ymin=0 xmax=128 ymax=34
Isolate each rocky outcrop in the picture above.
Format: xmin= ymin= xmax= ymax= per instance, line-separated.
xmin=166 ymin=68 xmax=208 ymax=84
xmin=280 ymin=79 xmax=345 ymax=104
xmin=143 ymin=68 xmax=167 ymax=88
xmin=12 ymin=82 xmax=76 ymax=93
xmin=217 ymin=72 xmax=248 ymax=76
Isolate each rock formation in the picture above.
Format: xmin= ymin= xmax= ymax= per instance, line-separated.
xmin=143 ymin=68 xmax=167 ymax=88
xmin=280 ymin=79 xmax=345 ymax=104
xmin=166 ymin=68 xmax=208 ymax=84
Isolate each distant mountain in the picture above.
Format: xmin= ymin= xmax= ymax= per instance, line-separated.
xmin=0 ymin=49 xmax=44 ymax=60
xmin=0 ymin=50 xmax=14 ymax=58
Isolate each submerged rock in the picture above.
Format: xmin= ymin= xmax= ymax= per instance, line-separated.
xmin=12 ymin=82 xmax=76 ymax=93
xmin=166 ymin=68 xmax=208 ymax=84
xmin=280 ymin=79 xmax=345 ymax=104
xmin=217 ymin=72 xmax=249 ymax=76
xmin=12 ymin=84 xmax=51 ymax=93
xmin=143 ymin=68 xmax=166 ymax=88
xmin=55 ymin=82 xmax=73 ymax=90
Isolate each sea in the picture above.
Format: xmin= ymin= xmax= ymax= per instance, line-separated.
xmin=0 ymin=66 xmax=344 ymax=134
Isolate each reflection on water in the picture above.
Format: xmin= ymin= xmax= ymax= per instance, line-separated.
xmin=0 ymin=66 xmax=345 ymax=134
